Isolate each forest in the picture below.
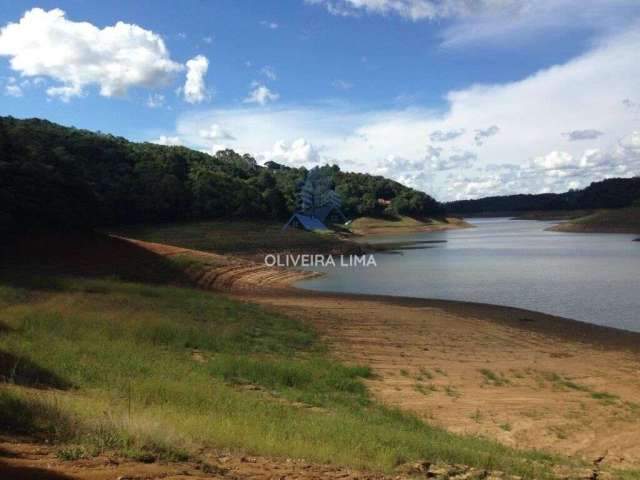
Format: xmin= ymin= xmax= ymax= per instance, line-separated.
xmin=0 ymin=116 xmax=443 ymax=233
xmin=446 ymin=177 xmax=640 ymax=214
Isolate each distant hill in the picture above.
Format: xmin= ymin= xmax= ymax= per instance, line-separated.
xmin=550 ymin=205 xmax=640 ymax=234
xmin=446 ymin=177 xmax=640 ymax=215
xmin=0 ymin=116 xmax=442 ymax=233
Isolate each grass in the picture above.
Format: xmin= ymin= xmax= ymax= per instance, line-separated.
xmin=0 ymin=273 xmax=580 ymax=477
xmin=348 ymin=216 xmax=466 ymax=235
xmin=542 ymin=372 xmax=621 ymax=406
xmin=499 ymin=423 xmax=512 ymax=432
xmin=479 ymin=369 xmax=510 ymax=387
xmin=109 ymin=220 xmax=352 ymax=257
xmin=555 ymin=206 xmax=640 ymax=234
xmin=590 ymin=391 xmax=619 ymax=405
xmin=413 ymin=383 xmax=437 ymax=396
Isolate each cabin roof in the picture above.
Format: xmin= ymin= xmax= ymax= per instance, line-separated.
xmin=284 ymin=213 xmax=328 ymax=231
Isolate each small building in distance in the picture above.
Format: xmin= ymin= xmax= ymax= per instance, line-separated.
xmin=283 ymin=172 xmax=347 ymax=231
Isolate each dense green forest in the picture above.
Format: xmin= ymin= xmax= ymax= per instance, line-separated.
xmin=0 ymin=116 xmax=442 ymax=233
xmin=446 ymin=177 xmax=640 ymax=214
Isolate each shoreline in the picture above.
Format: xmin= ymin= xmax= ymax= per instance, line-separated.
xmin=232 ymin=286 xmax=640 ymax=467
xmin=548 ymin=222 xmax=640 ymax=234
xmin=248 ymin=285 xmax=640 ymax=352
xmin=130 ymin=234 xmax=640 ymax=346
xmin=4 ymin=232 xmax=640 ymax=470
xmin=347 ymin=216 xmax=472 ymax=236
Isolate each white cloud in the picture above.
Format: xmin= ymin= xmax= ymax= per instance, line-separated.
xmin=307 ymin=1 xmax=640 ymax=47
xmin=198 ymin=123 xmax=235 ymax=141
xmin=202 ymin=36 xmax=213 ymax=44
xmin=183 ymin=55 xmax=209 ymax=104
xmin=152 ymin=135 xmax=182 ymax=146
xmin=430 ymin=128 xmax=465 ymax=142
xmin=261 ymin=138 xmax=322 ymax=166
xmin=438 ymin=151 xmax=477 ymax=171
xmin=562 ymin=129 xmax=604 ymax=141
xmin=243 ymin=83 xmax=279 ymax=105
xmin=473 ymin=125 xmax=499 ymax=146
xmin=260 ymin=65 xmax=277 ymax=81
xmin=0 ymin=8 xmax=182 ymax=100
xmin=146 ymin=93 xmax=165 ymax=108
xmin=172 ymin=26 xmax=640 ymax=201
xmin=4 ymin=77 xmax=22 ymax=97
xmin=260 ymin=20 xmax=279 ymax=29
xmin=5 ymin=84 xmax=22 ymax=97
xmin=306 ymin=0 xmax=521 ymax=21
xmin=331 ymin=79 xmax=353 ymax=90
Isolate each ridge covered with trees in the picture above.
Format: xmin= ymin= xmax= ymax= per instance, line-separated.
xmin=0 ymin=116 xmax=443 ymax=233
xmin=446 ymin=177 xmax=640 ymax=215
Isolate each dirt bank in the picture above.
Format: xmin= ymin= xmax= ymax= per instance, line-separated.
xmin=549 ymin=223 xmax=640 ymax=234
xmin=0 ymin=436 xmax=396 ymax=480
xmin=348 ymin=216 xmax=471 ymax=236
xmin=132 ymin=235 xmax=640 ymax=469
xmin=123 ymin=235 xmax=640 ymax=469
xmin=237 ymin=290 xmax=640 ymax=470
xmin=120 ymin=236 xmax=320 ymax=291
xmin=548 ymin=207 xmax=640 ymax=234
xmin=4 ymin=233 xmax=639 ymax=476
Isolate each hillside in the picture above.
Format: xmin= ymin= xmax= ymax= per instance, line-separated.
xmin=446 ymin=177 xmax=640 ymax=215
xmin=348 ymin=215 xmax=470 ymax=235
xmin=550 ymin=206 xmax=640 ymax=234
xmin=0 ymin=244 xmax=573 ymax=479
xmin=0 ymin=116 xmax=442 ymax=233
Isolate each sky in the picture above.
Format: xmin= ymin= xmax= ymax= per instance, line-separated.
xmin=1 ymin=0 xmax=640 ymax=201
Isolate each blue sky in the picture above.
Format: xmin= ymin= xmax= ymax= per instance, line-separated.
xmin=1 ymin=1 xmax=640 ymax=200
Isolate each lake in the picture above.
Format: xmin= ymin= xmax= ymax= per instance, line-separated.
xmin=297 ymin=218 xmax=640 ymax=332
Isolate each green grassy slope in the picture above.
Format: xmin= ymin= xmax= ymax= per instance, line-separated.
xmin=110 ymin=220 xmax=355 ymax=257
xmin=0 ymin=273 xmax=573 ymax=478
xmin=552 ymin=207 xmax=640 ymax=233
xmin=347 ymin=216 xmax=469 ymax=235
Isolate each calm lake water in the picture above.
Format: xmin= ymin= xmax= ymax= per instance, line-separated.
xmin=297 ymin=218 xmax=640 ymax=332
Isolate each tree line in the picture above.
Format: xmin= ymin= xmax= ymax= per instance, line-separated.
xmin=0 ymin=116 xmax=443 ymax=233
xmin=445 ymin=177 xmax=640 ymax=214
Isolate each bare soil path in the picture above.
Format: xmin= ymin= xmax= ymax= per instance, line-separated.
xmin=0 ymin=437 xmax=393 ymax=480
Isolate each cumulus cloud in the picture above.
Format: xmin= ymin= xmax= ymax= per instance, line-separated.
xmin=243 ymin=83 xmax=279 ymax=105
xmin=305 ymin=0 xmax=513 ymax=21
xmin=445 ymin=131 xmax=640 ymax=199
xmin=262 ymin=138 xmax=322 ymax=166
xmin=260 ymin=65 xmax=277 ymax=81
xmin=307 ymin=1 xmax=640 ymax=48
xmin=152 ymin=135 xmax=182 ymax=146
xmin=473 ymin=125 xmax=499 ymax=146
xmin=146 ymin=93 xmax=165 ymax=108
xmin=4 ymin=77 xmax=22 ymax=97
xmin=198 ymin=124 xmax=235 ymax=141
xmin=440 ymin=151 xmax=477 ymax=170
xmin=420 ymin=145 xmax=477 ymax=171
xmin=183 ymin=55 xmax=209 ymax=104
xmin=0 ymin=8 xmax=182 ymax=101
xmin=5 ymin=84 xmax=21 ymax=97
xmin=172 ymin=26 xmax=640 ymax=201
xmin=429 ymin=128 xmax=465 ymax=142
xmin=562 ymin=129 xmax=603 ymax=141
